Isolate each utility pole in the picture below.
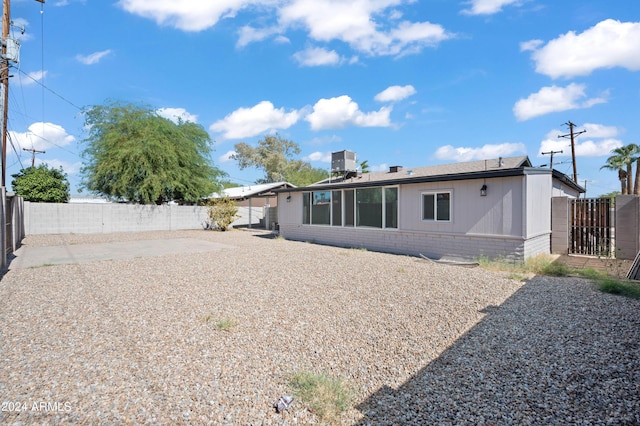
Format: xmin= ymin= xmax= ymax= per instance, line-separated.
xmin=23 ymin=147 xmax=44 ymax=167
xmin=1 ymin=0 xmax=44 ymax=187
xmin=541 ymin=150 xmax=563 ymax=169
xmin=558 ymin=121 xmax=586 ymax=183
xmin=1 ymin=0 xmax=11 ymax=188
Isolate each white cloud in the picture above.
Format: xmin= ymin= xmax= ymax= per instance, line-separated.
xmin=581 ymin=123 xmax=620 ymax=139
xmin=513 ymin=83 xmax=607 ymax=121
xmin=527 ymin=19 xmax=640 ymax=78
xmin=293 ymin=46 xmax=342 ymax=67
xmin=374 ymin=85 xmax=416 ymax=102
xmin=519 ymin=39 xmax=542 ymax=52
xmin=461 ymin=0 xmax=521 ymax=15
xmin=209 ymin=101 xmax=300 ymax=139
xmin=537 ymin=123 xmax=624 ymax=158
xmin=279 ymin=2 xmax=454 ymax=56
xmin=20 ymin=70 xmax=47 ymax=86
xmin=434 ymin=142 xmax=526 ymax=162
xmin=76 ymin=49 xmax=112 ymax=65
xmin=118 ymin=0 xmax=453 ymax=57
xmin=219 ymin=150 xmax=236 ymax=163
xmin=117 ymin=0 xmax=255 ymax=32
xmin=237 ymin=25 xmax=281 ymax=48
xmin=304 ymin=151 xmax=331 ymax=162
xmin=35 ymin=158 xmax=82 ymax=174
xmin=538 ymin=137 xmax=623 ymax=158
xmin=10 ymin=122 xmax=76 ymax=152
xmin=305 ymin=95 xmax=392 ymax=130
xmin=157 ymin=107 xmax=198 ymax=123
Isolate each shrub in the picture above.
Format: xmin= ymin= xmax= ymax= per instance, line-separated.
xmin=205 ymin=197 xmax=239 ymax=231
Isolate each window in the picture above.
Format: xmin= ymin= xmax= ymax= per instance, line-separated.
xmin=422 ymin=192 xmax=450 ymax=222
xmin=344 ymin=190 xmax=355 ymax=227
xmin=332 ymin=191 xmax=342 ymax=226
xmin=311 ymin=191 xmax=331 ymax=225
xmin=385 ymin=187 xmax=398 ymax=228
xmin=302 ymin=192 xmax=310 ymax=224
xmin=357 ymin=188 xmax=382 ymax=228
xmin=303 ymin=187 xmax=398 ymax=229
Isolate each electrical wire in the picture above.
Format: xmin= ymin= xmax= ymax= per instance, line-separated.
xmin=15 ymin=67 xmax=82 ymax=111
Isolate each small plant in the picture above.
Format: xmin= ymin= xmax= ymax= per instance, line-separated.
xmin=202 ymin=314 xmax=238 ymax=331
xmin=204 ymin=197 xmax=239 ymax=231
xmin=290 ymin=371 xmax=353 ymax=423
xmin=598 ymin=278 xmax=640 ymax=299
xmin=215 ymin=318 xmax=238 ymax=331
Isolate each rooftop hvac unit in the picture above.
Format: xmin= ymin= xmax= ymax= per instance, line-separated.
xmin=331 ymin=150 xmax=357 ymax=174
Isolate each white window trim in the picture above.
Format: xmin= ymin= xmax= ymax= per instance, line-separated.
xmin=421 ymin=190 xmax=452 ymax=222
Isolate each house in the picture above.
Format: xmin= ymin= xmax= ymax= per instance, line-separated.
xmin=210 ymin=182 xmax=296 ymax=229
xmin=275 ymin=155 xmax=584 ymax=261
xmin=212 ymin=182 xmax=297 ymax=207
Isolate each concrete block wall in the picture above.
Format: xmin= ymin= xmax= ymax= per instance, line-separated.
xmin=24 ymin=202 xmax=210 ymax=235
xmin=279 ymin=224 xmax=532 ymax=261
xmin=551 ymin=197 xmax=569 ymax=254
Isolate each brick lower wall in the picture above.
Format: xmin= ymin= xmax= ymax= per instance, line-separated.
xmin=279 ymin=224 xmax=542 ymax=261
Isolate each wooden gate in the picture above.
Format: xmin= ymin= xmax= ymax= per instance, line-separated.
xmin=570 ymin=198 xmax=613 ymax=256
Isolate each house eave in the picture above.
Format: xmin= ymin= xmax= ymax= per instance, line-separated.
xmin=275 ymin=168 xmax=529 ymax=193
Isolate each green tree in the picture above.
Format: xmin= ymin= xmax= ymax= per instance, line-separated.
xmin=233 ymin=133 xmax=328 ymax=186
xmin=286 ymin=162 xmax=329 ymax=186
xmin=11 ymin=164 xmax=70 ymax=202
xmin=601 ymin=144 xmax=639 ymax=195
xmin=80 ymin=101 xmax=224 ymax=204
xmin=359 ymin=160 xmax=370 ymax=173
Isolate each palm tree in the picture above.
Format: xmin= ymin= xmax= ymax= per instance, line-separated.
xmin=602 ymin=145 xmax=638 ymax=195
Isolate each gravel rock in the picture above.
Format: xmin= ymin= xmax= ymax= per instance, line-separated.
xmin=0 ymin=230 xmax=638 ymax=425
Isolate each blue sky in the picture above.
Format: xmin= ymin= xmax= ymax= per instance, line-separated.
xmin=7 ymin=0 xmax=640 ymax=196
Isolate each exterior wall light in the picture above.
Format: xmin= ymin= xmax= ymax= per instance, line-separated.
xmin=480 ymin=184 xmax=487 ymax=196
xmin=286 ymin=195 xmax=292 ymax=202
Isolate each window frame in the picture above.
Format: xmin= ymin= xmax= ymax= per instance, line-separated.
xmin=302 ymin=186 xmax=399 ymax=229
xmin=421 ymin=191 xmax=452 ymax=223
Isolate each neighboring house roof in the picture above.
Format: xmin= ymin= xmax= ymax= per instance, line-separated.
xmin=211 ymin=182 xmax=296 ymax=200
xmin=275 ymin=156 xmax=584 ymax=193
xmin=68 ymin=194 xmax=112 ymax=203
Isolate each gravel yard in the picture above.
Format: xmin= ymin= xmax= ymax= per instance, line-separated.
xmin=1 ymin=230 xmax=639 ymax=425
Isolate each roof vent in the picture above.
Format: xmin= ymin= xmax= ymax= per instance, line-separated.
xmin=389 ymin=165 xmax=403 ymax=173
xmin=498 ymin=157 xmax=504 ymax=167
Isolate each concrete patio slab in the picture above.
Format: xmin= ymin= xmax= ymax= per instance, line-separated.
xmin=8 ymin=238 xmax=236 ymax=269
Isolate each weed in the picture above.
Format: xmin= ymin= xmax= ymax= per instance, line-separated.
xmin=28 ymin=263 xmax=55 ymax=269
xmin=476 ymin=254 xmax=572 ymax=277
xmin=202 ymin=314 xmax=238 ymax=331
xmin=290 ymin=371 xmax=353 ymax=423
xmin=598 ymin=279 xmax=640 ymax=300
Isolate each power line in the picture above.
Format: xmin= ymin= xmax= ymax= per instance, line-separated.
xmin=15 ymin=67 xmax=82 ymax=110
